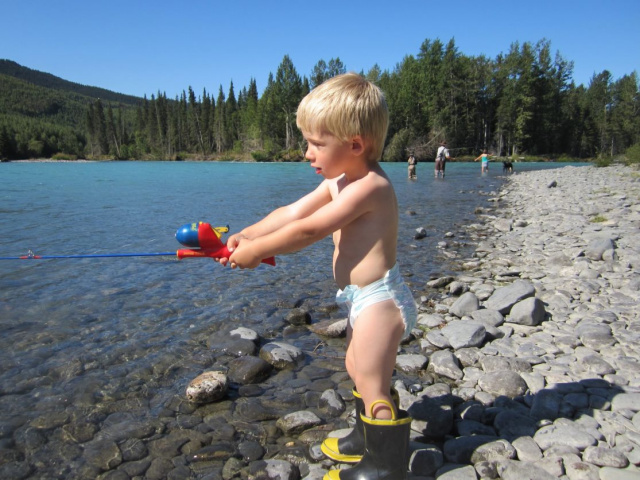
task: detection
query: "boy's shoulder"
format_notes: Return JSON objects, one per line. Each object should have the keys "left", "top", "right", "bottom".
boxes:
{"left": 334, "top": 168, "right": 394, "bottom": 201}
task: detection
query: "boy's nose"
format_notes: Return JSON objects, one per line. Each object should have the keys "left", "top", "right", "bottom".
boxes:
{"left": 305, "top": 148, "right": 314, "bottom": 160}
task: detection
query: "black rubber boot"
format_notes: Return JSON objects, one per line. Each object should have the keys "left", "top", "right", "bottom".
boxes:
{"left": 323, "top": 399, "right": 412, "bottom": 480}
{"left": 321, "top": 388, "right": 365, "bottom": 463}
{"left": 321, "top": 388, "right": 400, "bottom": 463}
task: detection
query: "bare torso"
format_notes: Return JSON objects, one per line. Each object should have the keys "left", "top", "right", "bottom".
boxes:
{"left": 329, "top": 167, "right": 398, "bottom": 289}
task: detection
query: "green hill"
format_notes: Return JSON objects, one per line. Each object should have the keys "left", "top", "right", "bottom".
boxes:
{"left": 0, "top": 59, "right": 141, "bottom": 106}
{"left": 0, "top": 60, "right": 141, "bottom": 160}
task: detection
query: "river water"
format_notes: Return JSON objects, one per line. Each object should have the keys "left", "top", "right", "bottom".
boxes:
{"left": 0, "top": 160, "right": 586, "bottom": 475}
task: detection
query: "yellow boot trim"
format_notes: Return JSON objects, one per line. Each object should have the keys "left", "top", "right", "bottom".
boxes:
{"left": 363, "top": 399, "right": 413, "bottom": 426}
{"left": 320, "top": 437, "right": 362, "bottom": 463}
{"left": 320, "top": 387, "right": 364, "bottom": 463}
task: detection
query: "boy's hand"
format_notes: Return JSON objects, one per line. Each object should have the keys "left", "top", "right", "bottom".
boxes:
{"left": 229, "top": 239, "right": 262, "bottom": 269}
{"left": 216, "top": 233, "right": 246, "bottom": 266}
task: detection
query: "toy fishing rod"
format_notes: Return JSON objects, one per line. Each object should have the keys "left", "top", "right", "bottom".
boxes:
{"left": 0, "top": 222, "right": 276, "bottom": 266}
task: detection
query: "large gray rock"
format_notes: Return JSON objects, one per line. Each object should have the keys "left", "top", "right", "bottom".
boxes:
{"left": 443, "top": 435, "right": 500, "bottom": 463}
{"left": 259, "top": 342, "right": 304, "bottom": 369}
{"left": 230, "top": 327, "right": 260, "bottom": 342}
{"left": 511, "top": 436, "right": 542, "bottom": 462}
{"left": 441, "top": 321, "right": 486, "bottom": 349}
{"left": 477, "top": 370, "right": 527, "bottom": 398}
{"left": 611, "top": 393, "right": 640, "bottom": 412}
{"left": 428, "top": 350, "right": 463, "bottom": 380}
{"left": 529, "top": 389, "right": 562, "bottom": 420}
{"left": 533, "top": 423, "right": 597, "bottom": 450}
{"left": 396, "top": 353, "right": 428, "bottom": 373}
{"left": 425, "top": 330, "right": 451, "bottom": 349}
{"left": 582, "top": 445, "right": 629, "bottom": 468}
{"left": 495, "top": 218, "right": 513, "bottom": 232}
{"left": 185, "top": 371, "right": 229, "bottom": 404}
{"left": 470, "top": 309, "right": 505, "bottom": 327}
{"left": 449, "top": 292, "right": 480, "bottom": 318}
{"left": 408, "top": 395, "right": 454, "bottom": 439}
{"left": 494, "top": 410, "right": 538, "bottom": 439}
{"left": 575, "top": 323, "right": 615, "bottom": 350}
{"left": 497, "top": 460, "right": 558, "bottom": 480}
{"left": 582, "top": 354, "right": 615, "bottom": 375}
{"left": 228, "top": 356, "right": 273, "bottom": 384}
{"left": 318, "top": 389, "right": 346, "bottom": 417}
{"left": 276, "top": 410, "right": 322, "bottom": 435}
{"left": 585, "top": 235, "right": 615, "bottom": 261}
{"left": 484, "top": 280, "right": 535, "bottom": 314}
{"left": 506, "top": 297, "right": 546, "bottom": 326}
{"left": 469, "top": 439, "right": 517, "bottom": 464}
{"left": 284, "top": 308, "right": 312, "bottom": 326}
{"left": 308, "top": 318, "right": 347, "bottom": 338}
{"left": 418, "top": 313, "right": 446, "bottom": 328}
{"left": 248, "top": 459, "right": 299, "bottom": 480}
{"left": 408, "top": 445, "right": 444, "bottom": 477}
{"left": 436, "top": 464, "right": 478, "bottom": 479}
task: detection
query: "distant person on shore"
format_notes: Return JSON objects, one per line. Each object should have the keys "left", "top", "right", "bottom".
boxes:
{"left": 217, "top": 73, "right": 416, "bottom": 480}
{"left": 407, "top": 153, "right": 417, "bottom": 179}
{"left": 475, "top": 149, "right": 490, "bottom": 173}
{"left": 435, "top": 141, "right": 452, "bottom": 178}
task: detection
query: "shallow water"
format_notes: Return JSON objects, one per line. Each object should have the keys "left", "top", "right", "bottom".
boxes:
{"left": 0, "top": 160, "right": 586, "bottom": 450}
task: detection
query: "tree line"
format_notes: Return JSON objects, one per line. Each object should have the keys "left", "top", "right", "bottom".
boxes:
{"left": 84, "top": 55, "right": 344, "bottom": 161}
{"left": 1, "top": 38, "right": 639, "bottom": 161}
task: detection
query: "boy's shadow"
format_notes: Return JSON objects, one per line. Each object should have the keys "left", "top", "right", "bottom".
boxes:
{"left": 403, "top": 377, "right": 628, "bottom": 477}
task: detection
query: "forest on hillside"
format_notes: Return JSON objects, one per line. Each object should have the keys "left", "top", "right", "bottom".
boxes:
{"left": 1, "top": 38, "right": 639, "bottom": 162}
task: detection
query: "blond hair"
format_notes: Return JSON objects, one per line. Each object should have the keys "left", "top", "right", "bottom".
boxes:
{"left": 296, "top": 73, "right": 389, "bottom": 162}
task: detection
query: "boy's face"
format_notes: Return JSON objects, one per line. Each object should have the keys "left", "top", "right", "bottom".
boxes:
{"left": 303, "top": 130, "right": 360, "bottom": 179}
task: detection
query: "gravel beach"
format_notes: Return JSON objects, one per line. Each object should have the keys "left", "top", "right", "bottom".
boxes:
{"left": 2, "top": 164, "right": 639, "bottom": 480}
{"left": 388, "top": 164, "right": 640, "bottom": 480}
{"left": 185, "top": 164, "right": 640, "bottom": 480}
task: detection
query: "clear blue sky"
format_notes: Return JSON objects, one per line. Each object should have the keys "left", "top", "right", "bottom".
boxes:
{"left": 2, "top": 0, "right": 638, "bottom": 99}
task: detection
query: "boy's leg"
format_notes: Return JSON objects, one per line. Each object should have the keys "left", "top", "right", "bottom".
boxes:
{"left": 345, "top": 300, "right": 404, "bottom": 420}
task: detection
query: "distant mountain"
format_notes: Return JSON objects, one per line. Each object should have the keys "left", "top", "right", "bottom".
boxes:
{"left": 0, "top": 59, "right": 142, "bottom": 106}
{"left": 0, "top": 60, "right": 144, "bottom": 159}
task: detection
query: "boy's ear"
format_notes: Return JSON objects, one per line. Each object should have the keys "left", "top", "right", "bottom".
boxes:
{"left": 350, "top": 136, "right": 366, "bottom": 157}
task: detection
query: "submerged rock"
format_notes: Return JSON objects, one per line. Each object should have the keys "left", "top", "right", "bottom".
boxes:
{"left": 185, "top": 371, "right": 229, "bottom": 404}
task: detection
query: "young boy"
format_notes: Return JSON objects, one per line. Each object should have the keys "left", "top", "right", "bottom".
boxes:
{"left": 220, "top": 73, "right": 416, "bottom": 479}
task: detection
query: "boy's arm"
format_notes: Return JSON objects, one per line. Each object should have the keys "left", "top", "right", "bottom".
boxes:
{"left": 237, "top": 180, "right": 332, "bottom": 239}
{"left": 230, "top": 179, "right": 378, "bottom": 268}
{"left": 218, "top": 180, "right": 332, "bottom": 265}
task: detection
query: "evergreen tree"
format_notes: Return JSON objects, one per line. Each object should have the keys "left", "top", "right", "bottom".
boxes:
{"left": 214, "top": 85, "right": 227, "bottom": 153}
{"left": 106, "top": 104, "right": 120, "bottom": 157}
{"left": 86, "top": 102, "right": 96, "bottom": 157}
{"left": 0, "top": 125, "right": 15, "bottom": 159}
{"left": 609, "top": 72, "right": 640, "bottom": 155}
{"left": 188, "top": 86, "right": 206, "bottom": 155}
{"left": 585, "top": 70, "right": 613, "bottom": 156}
{"left": 273, "top": 55, "right": 303, "bottom": 150}
{"left": 226, "top": 81, "right": 238, "bottom": 149}
{"left": 201, "top": 88, "right": 213, "bottom": 153}
{"left": 327, "top": 57, "right": 346, "bottom": 78}
{"left": 258, "top": 73, "right": 279, "bottom": 151}
{"left": 178, "top": 91, "right": 188, "bottom": 154}
{"left": 240, "top": 78, "right": 260, "bottom": 151}
{"left": 310, "top": 60, "right": 328, "bottom": 89}
{"left": 94, "top": 99, "right": 108, "bottom": 155}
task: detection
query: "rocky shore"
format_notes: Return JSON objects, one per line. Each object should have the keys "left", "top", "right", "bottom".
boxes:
{"left": 2, "top": 165, "right": 639, "bottom": 480}
{"left": 182, "top": 164, "right": 640, "bottom": 480}
{"left": 389, "top": 164, "right": 640, "bottom": 480}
